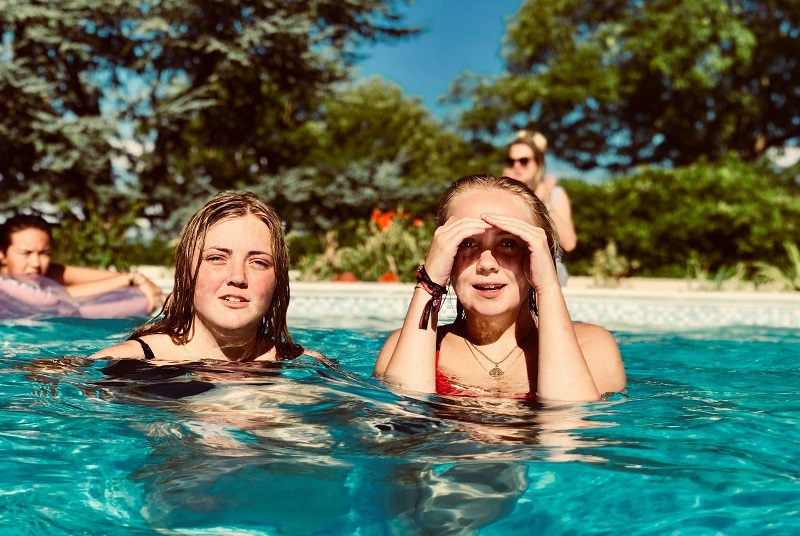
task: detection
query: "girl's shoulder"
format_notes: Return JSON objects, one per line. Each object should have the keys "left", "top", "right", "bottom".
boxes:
{"left": 573, "top": 322, "right": 626, "bottom": 393}
{"left": 89, "top": 333, "right": 174, "bottom": 361}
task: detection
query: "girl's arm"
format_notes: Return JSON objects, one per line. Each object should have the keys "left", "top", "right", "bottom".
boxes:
{"left": 482, "top": 213, "right": 600, "bottom": 402}
{"left": 48, "top": 263, "right": 128, "bottom": 296}
{"left": 548, "top": 187, "right": 577, "bottom": 252}
{"left": 574, "top": 323, "right": 626, "bottom": 394}
{"left": 50, "top": 264, "right": 164, "bottom": 312}
{"left": 374, "top": 292, "right": 439, "bottom": 393}
{"left": 374, "top": 216, "right": 491, "bottom": 393}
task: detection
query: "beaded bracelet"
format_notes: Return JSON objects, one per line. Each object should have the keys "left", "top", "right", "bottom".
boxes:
{"left": 415, "top": 265, "right": 447, "bottom": 329}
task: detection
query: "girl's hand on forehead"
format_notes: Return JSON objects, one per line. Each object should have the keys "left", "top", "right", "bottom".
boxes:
{"left": 479, "top": 212, "right": 532, "bottom": 235}
{"left": 424, "top": 216, "right": 492, "bottom": 285}
{"left": 480, "top": 212, "right": 560, "bottom": 290}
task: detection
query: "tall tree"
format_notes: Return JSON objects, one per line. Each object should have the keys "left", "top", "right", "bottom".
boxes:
{"left": 0, "top": 0, "right": 417, "bottom": 226}
{"left": 123, "top": 0, "right": 418, "bottom": 230}
{"left": 0, "top": 1, "right": 127, "bottom": 207}
{"left": 244, "top": 77, "right": 483, "bottom": 231}
{"left": 450, "top": 0, "right": 800, "bottom": 172}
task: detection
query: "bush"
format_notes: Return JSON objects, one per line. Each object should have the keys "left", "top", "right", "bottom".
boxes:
{"left": 291, "top": 208, "right": 434, "bottom": 282}
{"left": 565, "top": 155, "right": 800, "bottom": 277}
{"left": 754, "top": 242, "right": 800, "bottom": 291}
{"left": 51, "top": 202, "right": 174, "bottom": 270}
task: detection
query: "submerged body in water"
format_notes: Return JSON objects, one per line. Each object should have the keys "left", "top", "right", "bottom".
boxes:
{"left": 3, "top": 318, "right": 799, "bottom": 534}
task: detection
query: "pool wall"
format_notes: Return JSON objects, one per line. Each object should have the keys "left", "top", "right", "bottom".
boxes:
{"left": 287, "top": 282, "right": 800, "bottom": 329}
{"left": 139, "top": 265, "right": 798, "bottom": 329}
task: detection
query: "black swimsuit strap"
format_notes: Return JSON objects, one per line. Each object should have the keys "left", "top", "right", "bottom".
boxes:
{"left": 127, "top": 337, "right": 155, "bottom": 360}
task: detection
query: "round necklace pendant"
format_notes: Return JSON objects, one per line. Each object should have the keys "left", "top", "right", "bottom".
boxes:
{"left": 489, "top": 367, "right": 504, "bottom": 377}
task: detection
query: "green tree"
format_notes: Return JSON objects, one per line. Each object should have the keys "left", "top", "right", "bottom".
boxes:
{"left": 127, "top": 0, "right": 419, "bottom": 231}
{"left": 451, "top": 0, "right": 800, "bottom": 172}
{"left": 0, "top": 0, "right": 418, "bottom": 231}
{"left": 0, "top": 1, "right": 126, "bottom": 207}
{"left": 244, "top": 77, "right": 485, "bottom": 231}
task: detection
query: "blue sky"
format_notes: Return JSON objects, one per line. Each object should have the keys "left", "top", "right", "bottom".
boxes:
{"left": 354, "top": 0, "right": 522, "bottom": 120}
{"left": 352, "top": 1, "right": 592, "bottom": 179}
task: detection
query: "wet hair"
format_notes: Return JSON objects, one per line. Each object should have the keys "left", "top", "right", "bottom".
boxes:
{"left": 507, "top": 130, "right": 548, "bottom": 185}
{"left": 0, "top": 214, "right": 52, "bottom": 253}
{"left": 132, "top": 191, "right": 299, "bottom": 360}
{"left": 436, "top": 174, "right": 561, "bottom": 321}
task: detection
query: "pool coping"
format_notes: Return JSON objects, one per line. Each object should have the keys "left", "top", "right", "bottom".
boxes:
{"left": 144, "top": 263, "right": 799, "bottom": 329}
{"left": 286, "top": 282, "right": 800, "bottom": 329}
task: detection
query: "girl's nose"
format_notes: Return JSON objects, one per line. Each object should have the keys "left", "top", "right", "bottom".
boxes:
{"left": 227, "top": 264, "right": 248, "bottom": 288}
{"left": 476, "top": 249, "right": 499, "bottom": 274}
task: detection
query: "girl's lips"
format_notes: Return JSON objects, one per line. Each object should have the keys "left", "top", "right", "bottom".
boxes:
{"left": 473, "top": 283, "right": 506, "bottom": 297}
{"left": 473, "top": 283, "right": 506, "bottom": 291}
{"left": 220, "top": 295, "right": 249, "bottom": 307}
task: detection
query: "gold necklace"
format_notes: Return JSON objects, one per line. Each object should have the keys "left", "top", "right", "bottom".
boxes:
{"left": 463, "top": 331, "right": 532, "bottom": 378}
{"left": 465, "top": 341, "right": 525, "bottom": 378}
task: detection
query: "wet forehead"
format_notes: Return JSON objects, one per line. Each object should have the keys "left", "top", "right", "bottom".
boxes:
{"left": 204, "top": 214, "right": 273, "bottom": 253}
{"left": 448, "top": 188, "right": 532, "bottom": 222}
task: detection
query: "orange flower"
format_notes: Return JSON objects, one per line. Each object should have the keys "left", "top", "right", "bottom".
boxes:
{"left": 377, "top": 271, "right": 398, "bottom": 283}
{"left": 412, "top": 218, "right": 423, "bottom": 227}
{"left": 378, "top": 210, "right": 395, "bottom": 230}
{"left": 333, "top": 271, "right": 358, "bottom": 282}
{"left": 369, "top": 207, "right": 394, "bottom": 231}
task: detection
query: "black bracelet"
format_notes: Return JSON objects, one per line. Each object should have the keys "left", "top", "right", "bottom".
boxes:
{"left": 415, "top": 265, "right": 447, "bottom": 329}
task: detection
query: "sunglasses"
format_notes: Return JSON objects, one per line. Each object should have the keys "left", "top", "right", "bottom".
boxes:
{"left": 506, "top": 157, "right": 533, "bottom": 167}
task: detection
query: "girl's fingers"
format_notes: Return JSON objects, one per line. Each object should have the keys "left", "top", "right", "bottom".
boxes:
{"left": 481, "top": 213, "right": 545, "bottom": 245}
{"left": 434, "top": 217, "right": 492, "bottom": 245}
{"left": 424, "top": 217, "right": 492, "bottom": 284}
{"left": 480, "top": 212, "right": 559, "bottom": 288}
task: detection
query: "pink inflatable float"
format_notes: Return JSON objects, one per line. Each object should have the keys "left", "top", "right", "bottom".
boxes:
{"left": 0, "top": 274, "right": 150, "bottom": 320}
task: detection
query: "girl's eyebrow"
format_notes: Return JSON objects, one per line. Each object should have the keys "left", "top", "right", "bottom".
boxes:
{"left": 203, "top": 246, "right": 272, "bottom": 256}
{"left": 203, "top": 246, "right": 232, "bottom": 254}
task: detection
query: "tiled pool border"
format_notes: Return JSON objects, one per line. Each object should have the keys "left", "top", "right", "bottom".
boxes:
{"left": 287, "top": 282, "right": 800, "bottom": 329}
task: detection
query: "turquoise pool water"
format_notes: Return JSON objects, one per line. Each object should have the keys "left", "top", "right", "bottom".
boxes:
{"left": 1, "top": 317, "right": 799, "bottom": 534}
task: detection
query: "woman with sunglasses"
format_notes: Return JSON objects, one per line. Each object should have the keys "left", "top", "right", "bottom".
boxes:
{"left": 502, "top": 130, "right": 576, "bottom": 286}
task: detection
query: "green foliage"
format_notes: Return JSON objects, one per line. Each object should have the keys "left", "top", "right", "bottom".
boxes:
{"left": 51, "top": 201, "right": 143, "bottom": 270}
{"left": 686, "top": 255, "right": 750, "bottom": 291}
{"left": 0, "top": 2, "right": 120, "bottom": 202}
{"left": 451, "top": 0, "right": 800, "bottom": 172}
{"left": 753, "top": 242, "right": 800, "bottom": 290}
{"left": 5, "top": 0, "right": 799, "bottom": 282}
{"left": 292, "top": 209, "right": 435, "bottom": 282}
{"left": 244, "top": 78, "right": 488, "bottom": 233}
{"left": 125, "top": 238, "right": 176, "bottom": 269}
{"left": 300, "top": 78, "right": 474, "bottom": 183}
{"left": 129, "top": 0, "right": 420, "bottom": 225}
{"left": 588, "top": 241, "right": 640, "bottom": 287}
{"left": 247, "top": 160, "right": 411, "bottom": 233}
{"left": 1, "top": 0, "right": 419, "bottom": 234}
{"left": 565, "top": 156, "right": 800, "bottom": 277}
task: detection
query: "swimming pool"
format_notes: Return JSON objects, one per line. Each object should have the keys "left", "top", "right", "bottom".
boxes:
{"left": 2, "top": 315, "right": 799, "bottom": 534}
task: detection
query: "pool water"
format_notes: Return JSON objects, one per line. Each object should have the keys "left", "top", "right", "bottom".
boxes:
{"left": 1, "top": 317, "right": 799, "bottom": 534}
